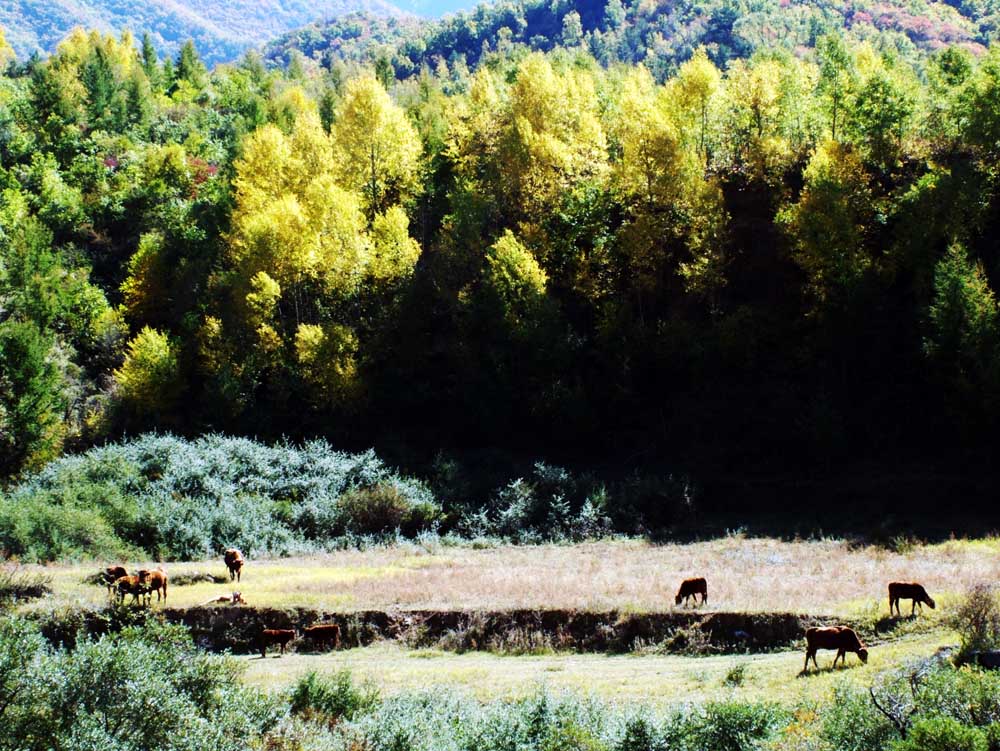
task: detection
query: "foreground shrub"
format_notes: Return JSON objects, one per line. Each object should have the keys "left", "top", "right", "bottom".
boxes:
{"left": 0, "top": 619, "right": 282, "bottom": 751}
{"left": 890, "top": 716, "right": 988, "bottom": 751}
{"left": 951, "top": 584, "right": 1000, "bottom": 662}
{"left": 290, "top": 670, "right": 381, "bottom": 724}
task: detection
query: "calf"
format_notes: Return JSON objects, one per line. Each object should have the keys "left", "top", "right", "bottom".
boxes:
{"left": 259, "top": 628, "right": 295, "bottom": 658}
{"left": 804, "top": 626, "right": 868, "bottom": 671}
{"left": 888, "top": 582, "right": 935, "bottom": 616}
{"left": 103, "top": 566, "right": 128, "bottom": 596}
{"left": 675, "top": 577, "right": 708, "bottom": 607}
{"left": 201, "top": 592, "right": 246, "bottom": 606}
{"left": 137, "top": 569, "right": 168, "bottom": 605}
{"left": 223, "top": 549, "right": 244, "bottom": 582}
{"left": 302, "top": 623, "right": 341, "bottom": 650}
{"left": 114, "top": 575, "right": 145, "bottom": 605}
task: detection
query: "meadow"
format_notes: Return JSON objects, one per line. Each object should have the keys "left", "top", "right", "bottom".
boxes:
{"left": 23, "top": 536, "right": 1000, "bottom": 615}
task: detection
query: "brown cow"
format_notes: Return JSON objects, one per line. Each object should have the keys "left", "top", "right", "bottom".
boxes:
{"left": 224, "top": 549, "right": 244, "bottom": 582}
{"left": 888, "top": 581, "right": 936, "bottom": 616}
{"left": 259, "top": 628, "right": 295, "bottom": 658}
{"left": 103, "top": 566, "right": 128, "bottom": 596}
{"left": 201, "top": 592, "right": 246, "bottom": 606}
{"left": 803, "top": 626, "right": 868, "bottom": 671}
{"left": 675, "top": 577, "right": 708, "bottom": 607}
{"left": 137, "top": 568, "right": 168, "bottom": 605}
{"left": 302, "top": 623, "right": 341, "bottom": 650}
{"left": 114, "top": 575, "right": 145, "bottom": 605}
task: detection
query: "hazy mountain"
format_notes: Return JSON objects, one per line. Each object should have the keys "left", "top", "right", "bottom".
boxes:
{"left": 0, "top": 0, "right": 410, "bottom": 64}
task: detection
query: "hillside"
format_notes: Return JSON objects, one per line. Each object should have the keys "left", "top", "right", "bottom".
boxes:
{"left": 267, "top": 0, "right": 999, "bottom": 74}
{"left": 0, "top": 0, "right": 409, "bottom": 64}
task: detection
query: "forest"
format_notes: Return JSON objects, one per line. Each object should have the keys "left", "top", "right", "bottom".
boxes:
{"left": 2, "top": 17, "right": 1000, "bottom": 508}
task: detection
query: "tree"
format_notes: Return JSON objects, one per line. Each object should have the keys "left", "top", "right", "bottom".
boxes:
{"left": 778, "top": 141, "right": 875, "bottom": 310}
{"left": 0, "top": 26, "right": 13, "bottom": 68}
{"left": 0, "top": 321, "right": 67, "bottom": 476}
{"left": 113, "top": 326, "right": 181, "bottom": 419}
{"left": 816, "top": 33, "right": 855, "bottom": 141}
{"left": 849, "top": 65, "right": 914, "bottom": 168}
{"left": 140, "top": 32, "right": 159, "bottom": 88}
{"left": 174, "top": 40, "right": 207, "bottom": 94}
{"left": 676, "top": 48, "right": 721, "bottom": 167}
{"left": 331, "top": 75, "right": 421, "bottom": 222}
{"left": 925, "top": 243, "right": 998, "bottom": 384}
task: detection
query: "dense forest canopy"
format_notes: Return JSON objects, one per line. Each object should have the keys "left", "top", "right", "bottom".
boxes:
{"left": 267, "top": 0, "right": 1000, "bottom": 78}
{"left": 2, "top": 16, "right": 1000, "bottom": 494}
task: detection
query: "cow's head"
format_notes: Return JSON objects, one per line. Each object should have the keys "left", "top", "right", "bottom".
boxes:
{"left": 925, "top": 595, "right": 936, "bottom": 609}
{"left": 674, "top": 594, "right": 683, "bottom": 605}
{"left": 858, "top": 647, "right": 869, "bottom": 663}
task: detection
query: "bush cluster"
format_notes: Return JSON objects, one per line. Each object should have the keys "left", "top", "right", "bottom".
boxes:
{"left": 0, "top": 433, "right": 440, "bottom": 561}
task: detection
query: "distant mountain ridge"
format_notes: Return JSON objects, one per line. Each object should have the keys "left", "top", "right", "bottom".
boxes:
{"left": 0, "top": 0, "right": 410, "bottom": 64}
{"left": 267, "top": 0, "right": 999, "bottom": 78}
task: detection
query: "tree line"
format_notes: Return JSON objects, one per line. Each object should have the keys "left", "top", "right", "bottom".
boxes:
{"left": 2, "top": 24, "right": 1000, "bottom": 485}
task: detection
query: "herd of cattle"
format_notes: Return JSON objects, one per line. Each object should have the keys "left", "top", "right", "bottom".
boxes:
{"left": 100, "top": 559, "right": 937, "bottom": 670}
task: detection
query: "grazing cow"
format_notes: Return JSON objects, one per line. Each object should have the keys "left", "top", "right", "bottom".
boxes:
{"left": 302, "top": 623, "right": 341, "bottom": 650}
{"left": 675, "top": 577, "right": 708, "bottom": 607}
{"left": 137, "top": 568, "right": 168, "bottom": 605}
{"left": 224, "top": 549, "right": 244, "bottom": 582}
{"left": 201, "top": 592, "right": 246, "bottom": 606}
{"left": 259, "top": 629, "right": 295, "bottom": 658}
{"left": 114, "top": 575, "right": 145, "bottom": 605}
{"left": 803, "top": 626, "right": 868, "bottom": 671}
{"left": 103, "top": 566, "right": 128, "bottom": 596}
{"left": 888, "top": 582, "right": 936, "bottom": 616}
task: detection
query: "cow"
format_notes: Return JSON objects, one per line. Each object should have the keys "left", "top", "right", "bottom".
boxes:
{"left": 302, "top": 623, "right": 341, "bottom": 651}
{"left": 103, "top": 566, "right": 128, "bottom": 596}
{"left": 114, "top": 575, "right": 145, "bottom": 605}
{"left": 675, "top": 577, "right": 708, "bottom": 607}
{"left": 888, "top": 582, "right": 936, "bottom": 617}
{"left": 137, "top": 568, "right": 168, "bottom": 605}
{"left": 201, "top": 592, "right": 246, "bottom": 606}
{"left": 803, "top": 626, "right": 868, "bottom": 671}
{"left": 259, "top": 629, "right": 295, "bottom": 658}
{"left": 224, "top": 549, "right": 244, "bottom": 582}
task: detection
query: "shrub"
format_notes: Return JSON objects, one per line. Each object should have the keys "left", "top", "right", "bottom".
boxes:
{"left": 951, "top": 584, "right": 1000, "bottom": 662}
{"left": 290, "top": 670, "right": 381, "bottom": 724}
{"left": 690, "top": 701, "right": 785, "bottom": 751}
{"left": 337, "top": 482, "right": 439, "bottom": 536}
{"left": 890, "top": 717, "right": 988, "bottom": 751}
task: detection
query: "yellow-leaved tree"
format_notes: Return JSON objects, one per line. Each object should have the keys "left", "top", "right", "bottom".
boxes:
{"left": 114, "top": 326, "right": 181, "bottom": 418}
{"left": 331, "top": 75, "right": 421, "bottom": 222}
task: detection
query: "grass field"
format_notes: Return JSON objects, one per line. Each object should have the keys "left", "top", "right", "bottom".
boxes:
{"left": 20, "top": 536, "right": 1000, "bottom": 616}
{"left": 240, "top": 630, "right": 955, "bottom": 706}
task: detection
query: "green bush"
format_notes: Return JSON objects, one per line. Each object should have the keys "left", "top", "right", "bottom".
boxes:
{"left": 690, "top": 701, "right": 786, "bottom": 751}
{"left": 337, "top": 482, "right": 440, "bottom": 536}
{"left": 890, "top": 717, "right": 988, "bottom": 751}
{"left": 290, "top": 670, "right": 381, "bottom": 723}
{"left": 951, "top": 584, "right": 1000, "bottom": 662}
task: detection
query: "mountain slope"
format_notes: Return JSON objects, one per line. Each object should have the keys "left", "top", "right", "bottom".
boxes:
{"left": 0, "top": 0, "right": 409, "bottom": 64}
{"left": 267, "top": 0, "right": 999, "bottom": 76}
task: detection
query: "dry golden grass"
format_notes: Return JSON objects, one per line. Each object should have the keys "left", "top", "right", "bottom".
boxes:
{"left": 18, "top": 535, "right": 1000, "bottom": 616}
{"left": 240, "top": 630, "right": 955, "bottom": 707}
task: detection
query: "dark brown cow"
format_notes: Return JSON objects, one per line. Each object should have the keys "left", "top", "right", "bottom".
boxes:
{"left": 888, "top": 581, "right": 936, "bottom": 616}
{"left": 675, "top": 577, "right": 708, "bottom": 607}
{"left": 224, "top": 549, "right": 244, "bottom": 582}
{"left": 114, "top": 575, "right": 145, "bottom": 605}
{"left": 259, "top": 629, "right": 295, "bottom": 658}
{"left": 137, "top": 569, "right": 168, "bottom": 605}
{"left": 103, "top": 566, "right": 128, "bottom": 596}
{"left": 302, "top": 624, "right": 341, "bottom": 650}
{"left": 804, "top": 626, "right": 868, "bottom": 671}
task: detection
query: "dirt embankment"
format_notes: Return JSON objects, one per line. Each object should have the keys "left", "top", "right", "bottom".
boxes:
{"left": 30, "top": 606, "right": 907, "bottom": 655}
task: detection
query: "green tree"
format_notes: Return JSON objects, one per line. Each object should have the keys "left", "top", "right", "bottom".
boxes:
{"left": 113, "top": 326, "right": 181, "bottom": 419}
{"left": 0, "top": 321, "right": 67, "bottom": 476}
